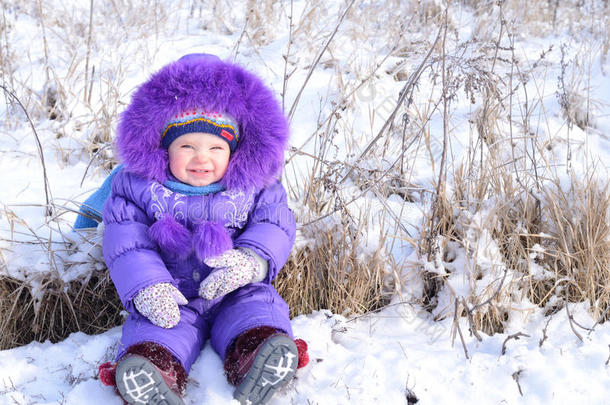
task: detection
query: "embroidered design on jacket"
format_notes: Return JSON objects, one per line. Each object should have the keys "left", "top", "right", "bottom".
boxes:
{"left": 219, "top": 189, "right": 254, "bottom": 229}
{"left": 149, "top": 183, "right": 186, "bottom": 221}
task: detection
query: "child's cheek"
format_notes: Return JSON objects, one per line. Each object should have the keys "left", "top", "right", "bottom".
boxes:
{"left": 168, "top": 153, "right": 186, "bottom": 179}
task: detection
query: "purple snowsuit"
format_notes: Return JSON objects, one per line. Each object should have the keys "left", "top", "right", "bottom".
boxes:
{"left": 102, "top": 54, "right": 295, "bottom": 373}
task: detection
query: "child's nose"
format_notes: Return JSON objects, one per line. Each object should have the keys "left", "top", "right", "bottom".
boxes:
{"left": 194, "top": 152, "right": 210, "bottom": 162}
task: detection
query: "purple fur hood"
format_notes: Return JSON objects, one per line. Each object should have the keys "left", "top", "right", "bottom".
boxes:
{"left": 116, "top": 53, "right": 289, "bottom": 190}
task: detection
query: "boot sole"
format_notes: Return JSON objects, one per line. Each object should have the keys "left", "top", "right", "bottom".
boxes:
{"left": 115, "top": 355, "right": 185, "bottom": 405}
{"left": 233, "top": 335, "right": 298, "bottom": 405}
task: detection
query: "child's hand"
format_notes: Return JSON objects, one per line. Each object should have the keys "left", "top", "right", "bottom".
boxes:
{"left": 199, "top": 248, "right": 265, "bottom": 300}
{"left": 133, "top": 282, "right": 188, "bottom": 328}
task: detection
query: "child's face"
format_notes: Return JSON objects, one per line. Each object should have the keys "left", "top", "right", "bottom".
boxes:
{"left": 168, "top": 132, "right": 230, "bottom": 186}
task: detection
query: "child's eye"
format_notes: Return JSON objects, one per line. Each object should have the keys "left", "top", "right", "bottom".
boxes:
{"left": 181, "top": 144, "right": 194, "bottom": 149}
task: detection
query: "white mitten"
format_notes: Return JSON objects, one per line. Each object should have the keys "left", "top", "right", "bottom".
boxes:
{"left": 199, "top": 248, "right": 268, "bottom": 300}
{"left": 133, "top": 282, "right": 188, "bottom": 329}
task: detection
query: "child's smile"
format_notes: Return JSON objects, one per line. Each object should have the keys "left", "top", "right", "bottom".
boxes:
{"left": 168, "top": 132, "right": 231, "bottom": 187}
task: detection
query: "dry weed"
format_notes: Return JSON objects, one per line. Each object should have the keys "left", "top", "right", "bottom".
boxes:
{"left": 422, "top": 117, "right": 610, "bottom": 336}
{"left": 276, "top": 221, "right": 396, "bottom": 318}
{"left": 0, "top": 271, "right": 122, "bottom": 350}
{"left": 0, "top": 204, "right": 123, "bottom": 349}
{"left": 534, "top": 174, "right": 610, "bottom": 319}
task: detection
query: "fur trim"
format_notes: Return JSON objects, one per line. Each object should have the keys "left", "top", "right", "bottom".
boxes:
{"left": 149, "top": 214, "right": 192, "bottom": 258}
{"left": 193, "top": 221, "right": 233, "bottom": 262}
{"left": 224, "top": 326, "right": 278, "bottom": 385}
{"left": 125, "top": 341, "right": 187, "bottom": 395}
{"left": 116, "top": 54, "right": 289, "bottom": 190}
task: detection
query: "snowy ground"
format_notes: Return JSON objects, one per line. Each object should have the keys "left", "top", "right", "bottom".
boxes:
{"left": 1, "top": 0, "right": 610, "bottom": 404}
{"left": 1, "top": 303, "right": 609, "bottom": 404}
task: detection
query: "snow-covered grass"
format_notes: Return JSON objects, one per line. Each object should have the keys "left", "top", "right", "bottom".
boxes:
{"left": 1, "top": 0, "right": 610, "bottom": 403}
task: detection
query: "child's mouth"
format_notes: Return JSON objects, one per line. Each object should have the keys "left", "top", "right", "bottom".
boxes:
{"left": 189, "top": 169, "right": 211, "bottom": 176}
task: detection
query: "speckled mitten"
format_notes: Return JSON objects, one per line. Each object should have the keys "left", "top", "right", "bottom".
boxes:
{"left": 133, "top": 282, "right": 188, "bottom": 329}
{"left": 199, "top": 248, "right": 268, "bottom": 300}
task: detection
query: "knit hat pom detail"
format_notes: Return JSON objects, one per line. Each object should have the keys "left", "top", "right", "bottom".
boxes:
{"left": 149, "top": 214, "right": 193, "bottom": 258}
{"left": 193, "top": 221, "right": 233, "bottom": 262}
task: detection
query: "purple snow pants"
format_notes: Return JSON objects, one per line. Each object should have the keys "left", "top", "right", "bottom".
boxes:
{"left": 116, "top": 283, "right": 293, "bottom": 372}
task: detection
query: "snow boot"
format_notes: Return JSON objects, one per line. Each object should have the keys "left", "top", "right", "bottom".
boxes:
{"left": 224, "top": 326, "right": 309, "bottom": 405}
{"left": 100, "top": 341, "right": 187, "bottom": 405}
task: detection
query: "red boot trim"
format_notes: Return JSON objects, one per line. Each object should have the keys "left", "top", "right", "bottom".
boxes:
{"left": 98, "top": 361, "right": 117, "bottom": 387}
{"left": 295, "top": 338, "right": 309, "bottom": 368}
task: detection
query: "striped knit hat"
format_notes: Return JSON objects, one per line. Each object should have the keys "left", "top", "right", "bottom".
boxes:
{"left": 161, "top": 109, "right": 240, "bottom": 151}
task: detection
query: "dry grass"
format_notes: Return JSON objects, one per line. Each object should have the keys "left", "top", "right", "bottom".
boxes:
{"left": 419, "top": 86, "right": 610, "bottom": 335}
{"left": 0, "top": 271, "right": 123, "bottom": 350}
{"left": 535, "top": 174, "right": 610, "bottom": 316}
{"left": 442, "top": 168, "right": 610, "bottom": 334}
{"left": 276, "top": 222, "right": 396, "bottom": 318}
{"left": 411, "top": 1, "right": 610, "bottom": 334}
{"left": 0, "top": 206, "right": 124, "bottom": 349}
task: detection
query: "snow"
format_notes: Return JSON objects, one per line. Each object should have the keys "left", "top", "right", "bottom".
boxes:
{"left": 1, "top": 0, "right": 610, "bottom": 404}
{"left": 1, "top": 305, "right": 609, "bottom": 404}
